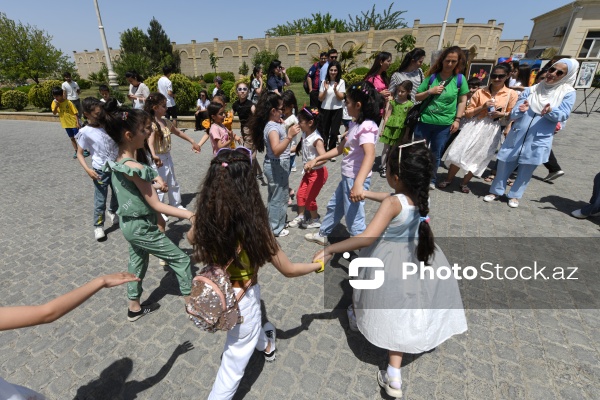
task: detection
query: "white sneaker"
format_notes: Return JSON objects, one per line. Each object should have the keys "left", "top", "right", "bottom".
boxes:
{"left": 483, "top": 194, "right": 499, "bottom": 202}
{"left": 276, "top": 229, "right": 290, "bottom": 237}
{"left": 94, "top": 227, "right": 106, "bottom": 240}
{"left": 508, "top": 198, "right": 519, "bottom": 208}
{"left": 429, "top": 183, "right": 436, "bottom": 190}
{"left": 346, "top": 305, "right": 359, "bottom": 332}
{"left": 543, "top": 170, "right": 565, "bottom": 182}
{"left": 107, "top": 211, "right": 117, "bottom": 225}
{"left": 377, "top": 370, "right": 403, "bottom": 399}
{"left": 288, "top": 215, "right": 305, "bottom": 228}
{"left": 291, "top": 166, "right": 297, "bottom": 172}
{"left": 305, "top": 232, "right": 328, "bottom": 245}
{"left": 303, "top": 218, "right": 321, "bottom": 229}
{"left": 570, "top": 209, "right": 600, "bottom": 218}
{"left": 263, "top": 322, "right": 277, "bottom": 361}
{"left": 331, "top": 157, "right": 337, "bottom": 162}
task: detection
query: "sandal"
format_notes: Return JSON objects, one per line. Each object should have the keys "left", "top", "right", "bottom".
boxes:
{"left": 460, "top": 184, "right": 470, "bottom": 194}
{"left": 507, "top": 178, "right": 515, "bottom": 186}
{"left": 437, "top": 181, "right": 452, "bottom": 189}
{"left": 484, "top": 174, "right": 495, "bottom": 182}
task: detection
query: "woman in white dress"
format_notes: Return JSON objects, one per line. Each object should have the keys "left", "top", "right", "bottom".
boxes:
{"left": 314, "top": 141, "right": 467, "bottom": 399}
{"left": 439, "top": 64, "right": 517, "bottom": 193}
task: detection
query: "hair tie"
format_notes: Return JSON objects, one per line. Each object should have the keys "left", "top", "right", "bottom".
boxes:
{"left": 419, "top": 216, "right": 430, "bottom": 224}
{"left": 122, "top": 112, "right": 128, "bottom": 121}
{"left": 221, "top": 162, "right": 228, "bottom": 168}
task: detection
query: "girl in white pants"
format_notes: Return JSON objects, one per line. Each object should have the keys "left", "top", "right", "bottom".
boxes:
{"left": 188, "top": 148, "right": 324, "bottom": 399}
{"left": 145, "top": 93, "right": 200, "bottom": 211}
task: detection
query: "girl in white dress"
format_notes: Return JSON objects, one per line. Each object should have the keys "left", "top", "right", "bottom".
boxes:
{"left": 314, "top": 141, "right": 467, "bottom": 399}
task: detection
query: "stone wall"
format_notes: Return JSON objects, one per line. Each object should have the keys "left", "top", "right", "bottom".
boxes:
{"left": 74, "top": 19, "right": 529, "bottom": 79}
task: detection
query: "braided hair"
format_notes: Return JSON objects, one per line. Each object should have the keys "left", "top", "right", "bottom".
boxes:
{"left": 387, "top": 142, "right": 435, "bottom": 264}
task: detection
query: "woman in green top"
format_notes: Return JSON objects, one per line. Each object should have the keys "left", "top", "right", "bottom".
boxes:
{"left": 414, "top": 46, "right": 469, "bottom": 187}
{"left": 101, "top": 100, "right": 195, "bottom": 322}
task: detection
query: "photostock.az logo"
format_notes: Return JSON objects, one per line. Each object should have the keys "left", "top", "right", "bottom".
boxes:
{"left": 346, "top": 253, "right": 385, "bottom": 290}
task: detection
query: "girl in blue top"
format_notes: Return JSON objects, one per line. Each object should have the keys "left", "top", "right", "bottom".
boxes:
{"left": 484, "top": 59, "right": 579, "bottom": 208}
{"left": 247, "top": 92, "right": 301, "bottom": 237}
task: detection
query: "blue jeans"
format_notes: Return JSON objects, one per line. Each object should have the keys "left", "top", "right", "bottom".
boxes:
{"left": 320, "top": 175, "right": 370, "bottom": 237}
{"left": 490, "top": 160, "right": 537, "bottom": 199}
{"left": 289, "top": 154, "right": 296, "bottom": 174}
{"left": 263, "top": 158, "right": 290, "bottom": 235}
{"left": 414, "top": 122, "right": 452, "bottom": 184}
{"left": 581, "top": 172, "right": 600, "bottom": 216}
{"left": 93, "top": 168, "right": 118, "bottom": 227}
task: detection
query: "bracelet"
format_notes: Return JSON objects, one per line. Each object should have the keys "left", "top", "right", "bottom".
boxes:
{"left": 315, "top": 260, "right": 325, "bottom": 273}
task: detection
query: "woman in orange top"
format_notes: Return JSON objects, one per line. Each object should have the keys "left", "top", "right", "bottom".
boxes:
{"left": 439, "top": 64, "right": 517, "bottom": 193}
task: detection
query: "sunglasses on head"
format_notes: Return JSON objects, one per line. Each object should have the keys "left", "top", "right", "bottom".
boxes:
{"left": 490, "top": 74, "right": 507, "bottom": 79}
{"left": 215, "top": 146, "right": 252, "bottom": 165}
{"left": 548, "top": 67, "right": 565, "bottom": 77}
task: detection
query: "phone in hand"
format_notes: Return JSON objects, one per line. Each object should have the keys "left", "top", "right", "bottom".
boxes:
{"left": 493, "top": 107, "right": 504, "bottom": 121}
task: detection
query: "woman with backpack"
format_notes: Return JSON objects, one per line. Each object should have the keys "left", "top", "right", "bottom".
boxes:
{"left": 414, "top": 46, "right": 469, "bottom": 189}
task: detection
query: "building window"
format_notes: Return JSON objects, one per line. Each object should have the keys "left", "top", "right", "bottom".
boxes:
{"left": 579, "top": 31, "right": 600, "bottom": 59}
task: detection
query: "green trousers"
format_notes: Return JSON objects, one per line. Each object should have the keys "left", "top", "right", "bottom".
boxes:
{"left": 121, "top": 214, "right": 192, "bottom": 299}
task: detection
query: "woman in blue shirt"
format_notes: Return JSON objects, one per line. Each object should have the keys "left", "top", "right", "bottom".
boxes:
{"left": 266, "top": 60, "right": 290, "bottom": 95}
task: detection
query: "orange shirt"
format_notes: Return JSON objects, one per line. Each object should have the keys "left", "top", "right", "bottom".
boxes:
{"left": 465, "top": 86, "right": 518, "bottom": 119}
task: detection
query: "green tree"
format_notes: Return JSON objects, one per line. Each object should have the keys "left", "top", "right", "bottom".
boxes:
{"left": 120, "top": 27, "right": 148, "bottom": 54}
{"left": 209, "top": 52, "right": 219, "bottom": 73}
{"left": 339, "top": 42, "right": 366, "bottom": 74}
{"left": 238, "top": 61, "right": 249, "bottom": 76}
{"left": 266, "top": 12, "right": 348, "bottom": 36}
{"left": 394, "top": 34, "right": 416, "bottom": 59}
{"left": 146, "top": 17, "right": 180, "bottom": 73}
{"left": 347, "top": 3, "right": 407, "bottom": 32}
{"left": 251, "top": 50, "right": 279, "bottom": 71}
{"left": 0, "top": 13, "right": 74, "bottom": 83}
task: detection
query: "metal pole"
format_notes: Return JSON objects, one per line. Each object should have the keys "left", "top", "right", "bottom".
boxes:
{"left": 93, "top": 0, "right": 118, "bottom": 88}
{"left": 437, "top": 0, "right": 452, "bottom": 50}
{"left": 559, "top": 5, "right": 583, "bottom": 55}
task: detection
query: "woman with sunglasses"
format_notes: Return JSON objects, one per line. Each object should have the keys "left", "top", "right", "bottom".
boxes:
{"left": 194, "top": 90, "right": 210, "bottom": 131}
{"left": 247, "top": 92, "right": 301, "bottom": 237}
{"left": 440, "top": 64, "right": 517, "bottom": 193}
{"left": 266, "top": 60, "right": 290, "bottom": 95}
{"left": 484, "top": 59, "right": 579, "bottom": 208}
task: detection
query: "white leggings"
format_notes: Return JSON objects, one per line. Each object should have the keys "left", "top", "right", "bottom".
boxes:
{"left": 156, "top": 152, "right": 181, "bottom": 207}
{"left": 208, "top": 284, "right": 268, "bottom": 400}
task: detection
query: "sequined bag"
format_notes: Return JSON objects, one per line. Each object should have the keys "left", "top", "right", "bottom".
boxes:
{"left": 185, "top": 261, "right": 254, "bottom": 333}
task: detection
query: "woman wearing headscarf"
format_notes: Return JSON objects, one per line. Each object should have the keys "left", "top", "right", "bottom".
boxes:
{"left": 483, "top": 59, "right": 579, "bottom": 208}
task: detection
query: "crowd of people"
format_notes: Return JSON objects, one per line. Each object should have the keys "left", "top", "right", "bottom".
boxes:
{"left": 3, "top": 48, "right": 590, "bottom": 400}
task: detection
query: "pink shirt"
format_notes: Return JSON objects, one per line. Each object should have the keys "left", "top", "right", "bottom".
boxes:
{"left": 366, "top": 75, "right": 388, "bottom": 93}
{"left": 341, "top": 120, "right": 378, "bottom": 179}
{"left": 209, "top": 124, "right": 229, "bottom": 156}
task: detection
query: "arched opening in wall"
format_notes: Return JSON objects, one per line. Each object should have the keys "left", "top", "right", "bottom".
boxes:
{"left": 222, "top": 48, "right": 234, "bottom": 72}
{"left": 342, "top": 41, "right": 357, "bottom": 52}
{"left": 248, "top": 46, "right": 258, "bottom": 62}
{"left": 78, "top": 57, "right": 84, "bottom": 64}
{"left": 466, "top": 35, "right": 481, "bottom": 49}
{"left": 179, "top": 50, "right": 192, "bottom": 75}
{"left": 426, "top": 35, "right": 440, "bottom": 49}
{"left": 380, "top": 39, "right": 398, "bottom": 54}
{"left": 306, "top": 42, "right": 321, "bottom": 61}
{"left": 199, "top": 49, "right": 210, "bottom": 75}
{"left": 276, "top": 44, "right": 291, "bottom": 67}
{"left": 89, "top": 56, "right": 95, "bottom": 64}
{"left": 497, "top": 46, "right": 512, "bottom": 58}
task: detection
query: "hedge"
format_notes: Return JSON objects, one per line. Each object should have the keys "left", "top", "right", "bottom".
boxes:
{"left": 28, "top": 80, "right": 63, "bottom": 109}
{"left": 145, "top": 73, "right": 196, "bottom": 113}
{"left": 351, "top": 67, "right": 370, "bottom": 75}
{"left": 78, "top": 79, "right": 92, "bottom": 90}
{"left": 286, "top": 66, "right": 307, "bottom": 83}
{"left": 203, "top": 72, "right": 236, "bottom": 84}
{"left": 2, "top": 90, "right": 29, "bottom": 111}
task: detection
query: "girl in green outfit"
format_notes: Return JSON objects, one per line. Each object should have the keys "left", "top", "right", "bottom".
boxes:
{"left": 379, "top": 80, "right": 413, "bottom": 178}
{"left": 101, "top": 100, "right": 195, "bottom": 322}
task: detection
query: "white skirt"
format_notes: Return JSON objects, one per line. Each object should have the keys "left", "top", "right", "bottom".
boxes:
{"left": 444, "top": 117, "right": 502, "bottom": 177}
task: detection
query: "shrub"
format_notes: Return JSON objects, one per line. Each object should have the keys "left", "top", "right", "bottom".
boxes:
{"left": 286, "top": 66, "right": 307, "bottom": 83}
{"left": 342, "top": 71, "right": 367, "bottom": 87}
{"left": 220, "top": 72, "right": 235, "bottom": 82}
{"left": 202, "top": 72, "right": 217, "bottom": 84}
{"left": 111, "top": 88, "right": 127, "bottom": 104}
{"left": 78, "top": 79, "right": 92, "bottom": 90}
{"left": 239, "top": 61, "right": 249, "bottom": 76}
{"left": 203, "top": 71, "right": 236, "bottom": 84}
{"left": 13, "top": 84, "right": 34, "bottom": 95}
{"left": 28, "top": 80, "right": 63, "bottom": 109}
{"left": 145, "top": 73, "right": 196, "bottom": 113}
{"left": 351, "top": 67, "right": 370, "bottom": 75}
{"left": 2, "top": 90, "right": 29, "bottom": 111}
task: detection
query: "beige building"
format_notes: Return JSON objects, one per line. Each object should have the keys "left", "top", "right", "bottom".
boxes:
{"left": 527, "top": 0, "right": 600, "bottom": 59}
{"left": 74, "top": 19, "right": 528, "bottom": 79}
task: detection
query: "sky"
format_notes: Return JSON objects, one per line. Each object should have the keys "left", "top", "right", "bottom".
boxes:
{"left": 2, "top": 0, "right": 572, "bottom": 61}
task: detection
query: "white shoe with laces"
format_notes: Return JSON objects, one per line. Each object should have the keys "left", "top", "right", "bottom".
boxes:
{"left": 288, "top": 215, "right": 305, "bottom": 228}
{"left": 94, "top": 227, "right": 106, "bottom": 240}
{"left": 107, "top": 211, "right": 117, "bottom": 225}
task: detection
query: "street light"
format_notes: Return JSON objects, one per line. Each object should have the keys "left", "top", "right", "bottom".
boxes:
{"left": 93, "top": 0, "right": 118, "bottom": 88}
{"left": 437, "top": 0, "right": 452, "bottom": 51}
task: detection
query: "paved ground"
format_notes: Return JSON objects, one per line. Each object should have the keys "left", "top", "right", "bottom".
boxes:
{"left": 1, "top": 95, "right": 599, "bottom": 400}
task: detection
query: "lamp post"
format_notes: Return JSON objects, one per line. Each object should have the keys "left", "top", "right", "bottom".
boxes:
{"left": 93, "top": 0, "right": 118, "bottom": 88}
{"left": 437, "top": 0, "right": 452, "bottom": 50}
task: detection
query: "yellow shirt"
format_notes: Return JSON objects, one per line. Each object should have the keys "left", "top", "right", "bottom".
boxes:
{"left": 152, "top": 120, "right": 172, "bottom": 154}
{"left": 52, "top": 99, "right": 78, "bottom": 128}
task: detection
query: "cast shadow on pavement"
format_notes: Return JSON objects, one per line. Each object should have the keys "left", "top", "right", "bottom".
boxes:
{"left": 73, "top": 341, "right": 194, "bottom": 400}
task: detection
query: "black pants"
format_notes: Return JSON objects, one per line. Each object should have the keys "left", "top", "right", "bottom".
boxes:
{"left": 194, "top": 111, "right": 208, "bottom": 130}
{"left": 320, "top": 108, "right": 343, "bottom": 151}
{"left": 309, "top": 91, "right": 321, "bottom": 109}
{"left": 544, "top": 150, "right": 561, "bottom": 172}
